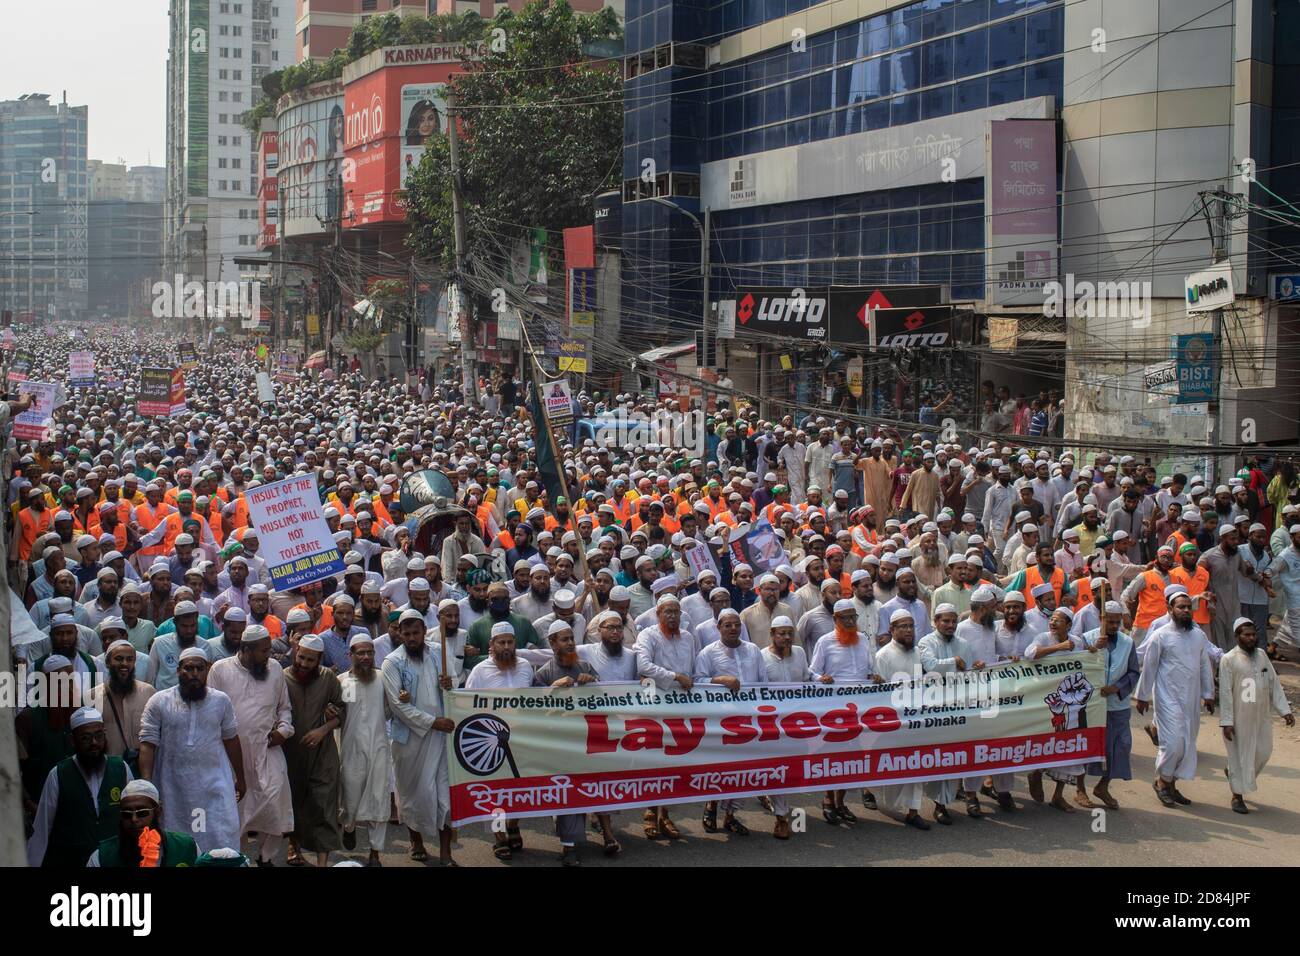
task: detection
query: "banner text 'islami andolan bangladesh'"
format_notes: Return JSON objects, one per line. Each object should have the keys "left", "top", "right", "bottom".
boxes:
{"left": 244, "top": 473, "right": 345, "bottom": 590}
{"left": 447, "top": 653, "right": 1105, "bottom": 824}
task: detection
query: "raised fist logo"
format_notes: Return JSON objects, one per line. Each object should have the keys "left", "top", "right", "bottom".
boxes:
{"left": 1046, "top": 673, "right": 1093, "bottom": 732}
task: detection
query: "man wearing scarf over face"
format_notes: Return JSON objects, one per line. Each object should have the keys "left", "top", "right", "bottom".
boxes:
{"left": 282, "top": 635, "right": 344, "bottom": 867}
{"left": 810, "top": 600, "right": 879, "bottom": 825}
{"left": 464, "top": 581, "right": 541, "bottom": 672}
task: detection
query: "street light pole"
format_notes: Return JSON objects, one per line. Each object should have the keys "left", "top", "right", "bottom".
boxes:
{"left": 647, "top": 196, "right": 710, "bottom": 370}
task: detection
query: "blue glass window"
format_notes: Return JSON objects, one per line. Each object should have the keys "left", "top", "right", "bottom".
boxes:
{"left": 951, "top": 203, "right": 983, "bottom": 247}
{"left": 890, "top": 49, "right": 919, "bottom": 94}
{"left": 988, "top": 66, "right": 1024, "bottom": 104}
{"left": 888, "top": 256, "right": 919, "bottom": 283}
{"left": 955, "top": 76, "right": 987, "bottom": 112}
{"left": 1026, "top": 7, "right": 1062, "bottom": 59}
{"left": 789, "top": 76, "right": 811, "bottom": 116}
{"left": 988, "top": 17, "right": 1025, "bottom": 69}
{"left": 921, "top": 84, "right": 953, "bottom": 118}
{"left": 890, "top": 9, "right": 921, "bottom": 47}
{"left": 788, "top": 116, "right": 811, "bottom": 145}
{"left": 954, "top": 28, "right": 988, "bottom": 77}
{"left": 920, "top": 253, "right": 952, "bottom": 283}
{"left": 833, "top": 259, "right": 860, "bottom": 284}
{"left": 923, "top": 36, "right": 954, "bottom": 85}
{"left": 809, "top": 33, "right": 835, "bottom": 69}
{"left": 955, "top": 0, "right": 990, "bottom": 29}
{"left": 890, "top": 93, "right": 919, "bottom": 125}
{"left": 918, "top": 206, "right": 951, "bottom": 251}
{"left": 1026, "top": 57, "right": 1063, "bottom": 99}
{"left": 922, "top": 6, "right": 955, "bottom": 40}
{"left": 861, "top": 214, "right": 889, "bottom": 255}
{"left": 765, "top": 123, "right": 787, "bottom": 150}
{"left": 810, "top": 70, "right": 833, "bottom": 110}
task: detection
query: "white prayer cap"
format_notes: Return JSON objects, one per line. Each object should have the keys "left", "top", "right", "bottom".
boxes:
{"left": 889, "top": 609, "right": 913, "bottom": 625}
{"left": 297, "top": 635, "right": 325, "bottom": 652}
{"left": 609, "top": 586, "right": 631, "bottom": 601}
{"left": 50, "top": 612, "right": 77, "bottom": 629}
{"left": 934, "top": 602, "right": 958, "bottom": 616}
{"left": 850, "top": 569, "right": 871, "bottom": 584}
{"left": 970, "top": 587, "right": 995, "bottom": 605}
{"left": 895, "top": 567, "right": 916, "bottom": 580}
{"left": 223, "top": 606, "right": 248, "bottom": 622}
{"left": 175, "top": 533, "right": 195, "bottom": 547}
{"left": 547, "top": 619, "right": 574, "bottom": 637}
{"left": 438, "top": 598, "right": 458, "bottom": 611}
{"left": 1104, "top": 601, "right": 1125, "bottom": 616}
{"left": 655, "top": 593, "right": 680, "bottom": 607}
{"left": 731, "top": 563, "right": 752, "bottom": 575}
{"left": 120, "top": 779, "right": 160, "bottom": 803}
{"left": 1248, "top": 522, "right": 1267, "bottom": 534}
{"left": 173, "top": 600, "right": 199, "bottom": 616}
{"left": 491, "top": 621, "right": 515, "bottom": 637}
{"left": 248, "top": 583, "right": 270, "bottom": 595}
{"left": 1003, "top": 590, "right": 1026, "bottom": 605}
{"left": 1233, "top": 617, "right": 1255, "bottom": 632}
{"left": 1111, "top": 530, "right": 1129, "bottom": 542}
{"left": 287, "top": 608, "right": 312, "bottom": 625}
{"left": 98, "top": 615, "right": 128, "bottom": 634}
{"left": 178, "top": 646, "right": 209, "bottom": 663}
{"left": 1052, "top": 606, "right": 1075, "bottom": 622}
{"left": 879, "top": 553, "right": 899, "bottom": 566}
{"left": 758, "top": 573, "right": 780, "bottom": 587}
{"left": 148, "top": 561, "right": 171, "bottom": 576}
{"left": 1290, "top": 524, "right": 1300, "bottom": 535}
{"left": 709, "top": 586, "right": 730, "bottom": 599}
{"left": 1030, "top": 583, "right": 1054, "bottom": 599}
{"left": 241, "top": 624, "right": 270, "bottom": 643}
{"left": 1164, "top": 584, "right": 1189, "bottom": 601}
{"left": 399, "top": 609, "right": 428, "bottom": 626}
{"left": 552, "top": 589, "right": 576, "bottom": 608}
{"left": 105, "top": 638, "right": 134, "bottom": 655}
{"left": 349, "top": 633, "right": 375, "bottom": 649}
{"left": 819, "top": 577, "right": 839, "bottom": 592}
{"left": 716, "top": 607, "right": 741, "bottom": 623}
{"left": 946, "top": 554, "right": 964, "bottom": 567}
{"left": 594, "top": 610, "right": 623, "bottom": 628}
{"left": 409, "top": 578, "right": 431, "bottom": 593}
{"left": 70, "top": 708, "right": 106, "bottom": 736}
{"left": 770, "top": 615, "right": 794, "bottom": 630}
{"left": 42, "top": 654, "right": 72, "bottom": 672}
{"left": 833, "top": 598, "right": 856, "bottom": 614}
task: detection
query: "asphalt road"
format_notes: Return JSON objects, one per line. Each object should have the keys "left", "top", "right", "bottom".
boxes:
{"left": 270, "top": 658, "right": 1300, "bottom": 868}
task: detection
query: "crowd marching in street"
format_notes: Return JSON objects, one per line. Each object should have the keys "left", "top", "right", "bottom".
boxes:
{"left": 7, "top": 326, "right": 1298, "bottom": 868}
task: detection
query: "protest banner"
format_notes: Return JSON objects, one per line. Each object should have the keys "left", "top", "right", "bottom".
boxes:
{"left": 138, "top": 368, "right": 173, "bottom": 416}
{"left": 68, "top": 350, "right": 95, "bottom": 388}
{"left": 446, "top": 654, "right": 1105, "bottom": 825}
{"left": 728, "top": 523, "right": 785, "bottom": 574}
{"left": 542, "top": 379, "right": 573, "bottom": 423}
{"left": 13, "top": 381, "right": 64, "bottom": 441}
{"left": 683, "top": 542, "right": 719, "bottom": 583}
{"left": 6, "top": 349, "right": 34, "bottom": 384}
{"left": 244, "top": 473, "right": 345, "bottom": 590}
{"left": 275, "top": 351, "right": 298, "bottom": 384}
{"left": 178, "top": 343, "right": 199, "bottom": 371}
{"left": 255, "top": 371, "right": 275, "bottom": 404}
{"left": 169, "top": 368, "right": 188, "bottom": 417}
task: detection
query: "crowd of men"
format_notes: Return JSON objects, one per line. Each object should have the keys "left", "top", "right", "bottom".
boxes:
{"left": 6, "top": 326, "right": 1298, "bottom": 868}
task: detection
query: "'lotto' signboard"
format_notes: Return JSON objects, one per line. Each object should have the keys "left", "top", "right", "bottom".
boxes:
{"left": 343, "top": 49, "right": 472, "bottom": 227}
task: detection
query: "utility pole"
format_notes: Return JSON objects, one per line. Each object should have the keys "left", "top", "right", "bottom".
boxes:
{"left": 1198, "top": 188, "right": 1232, "bottom": 484}
{"left": 446, "top": 91, "right": 478, "bottom": 404}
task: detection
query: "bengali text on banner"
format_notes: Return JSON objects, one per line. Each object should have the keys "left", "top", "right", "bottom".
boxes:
{"left": 446, "top": 653, "right": 1106, "bottom": 825}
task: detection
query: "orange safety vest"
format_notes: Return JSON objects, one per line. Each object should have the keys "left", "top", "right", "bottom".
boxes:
{"left": 134, "top": 501, "right": 175, "bottom": 558}
{"left": 1024, "top": 565, "right": 1065, "bottom": 610}
{"left": 1170, "top": 565, "right": 1212, "bottom": 625}
{"left": 1133, "top": 569, "right": 1170, "bottom": 629}
{"left": 17, "top": 507, "right": 53, "bottom": 561}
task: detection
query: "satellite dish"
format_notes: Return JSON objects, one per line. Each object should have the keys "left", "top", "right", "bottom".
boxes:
{"left": 454, "top": 713, "right": 520, "bottom": 778}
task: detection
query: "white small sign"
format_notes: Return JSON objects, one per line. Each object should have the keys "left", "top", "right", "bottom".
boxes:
{"left": 1185, "top": 263, "right": 1234, "bottom": 314}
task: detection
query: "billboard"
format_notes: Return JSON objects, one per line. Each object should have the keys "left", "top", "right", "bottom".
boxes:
{"left": 985, "top": 118, "right": 1058, "bottom": 305}
{"left": 343, "top": 52, "right": 470, "bottom": 227}
{"left": 276, "top": 82, "right": 344, "bottom": 238}
{"left": 185, "top": 0, "right": 209, "bottom": 198}
{"left": 257, "top": 128, "right": 279, "bottom": 250}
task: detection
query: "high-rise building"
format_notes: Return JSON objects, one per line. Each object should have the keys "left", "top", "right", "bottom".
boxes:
{"left": 88, "top": 163, "right": 166, "bottom": 318}
{"left": 296, "top": 0, "right": 426, "bottom": 62}
{"left": 0, "top": 93, "right": 89, "bottom": 320}
{"left": 165, "top": 0, "right": 296, "bottom": 287}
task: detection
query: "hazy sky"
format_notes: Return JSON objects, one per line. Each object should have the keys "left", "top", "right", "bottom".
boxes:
{"left": 0, "top": 0, "right": 168, "bottom": 167}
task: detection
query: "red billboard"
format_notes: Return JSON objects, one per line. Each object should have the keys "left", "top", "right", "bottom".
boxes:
{"left": 342, "top": 48, "right": 472, "bottom": 228}
{"left": 258, "top": 129, "right": 280, "bottom": 250}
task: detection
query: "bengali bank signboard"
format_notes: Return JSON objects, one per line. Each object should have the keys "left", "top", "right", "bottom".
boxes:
{"left": 985, "top": 117, "right": 1057, "bottom": 305}
{"left": 245, "top": 474, "right": 345, "bottom": 590}
{"left": 447, "top": 653, "right": 1105, "bottom": 825}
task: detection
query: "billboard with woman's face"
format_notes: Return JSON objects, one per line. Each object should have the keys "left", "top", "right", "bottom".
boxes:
{"left": 401, "top": 84, "right": 448, "bottom": 188}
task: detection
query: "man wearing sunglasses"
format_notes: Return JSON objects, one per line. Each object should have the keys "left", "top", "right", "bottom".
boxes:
{"left": 26, "top": 706, "right": 131, "bottom": 867}
{"left": 87, "top": 779, "right": 199, "bottom": 867}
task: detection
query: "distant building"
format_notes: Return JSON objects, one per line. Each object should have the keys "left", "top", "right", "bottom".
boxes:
{"left": 88, "top": 164, "right": 166, "bottom": 318}
{"left": 0, "top": 93, "right": 89, "bottom": 320}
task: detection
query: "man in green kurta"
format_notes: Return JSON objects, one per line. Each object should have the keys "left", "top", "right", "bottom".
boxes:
{"left": 464, "top": 580, "right": 542, "bottom": 671}
{"left": 282, "top": 634, "right": 344, "bottom": 867}
{"left": 89, "top": 779, "right": 199, "bottom": 867}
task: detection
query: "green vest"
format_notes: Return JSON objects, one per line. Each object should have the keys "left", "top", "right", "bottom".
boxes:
{"left": 96, "top": 831, "right": 199, "bottom": 868}
{"left": 21, "top": 707, "right": 76, "bottom": 800}
{"left": 43, "top": 755, "right": 128, "bottom": 868}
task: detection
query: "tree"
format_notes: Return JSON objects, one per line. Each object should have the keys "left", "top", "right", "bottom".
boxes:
{"left": 403, "top": 0, "right": 622, "bottom": 275}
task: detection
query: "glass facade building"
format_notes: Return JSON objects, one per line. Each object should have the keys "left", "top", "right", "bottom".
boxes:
{"left": 620, "top": 0, "right": 1065, "bottom": 336}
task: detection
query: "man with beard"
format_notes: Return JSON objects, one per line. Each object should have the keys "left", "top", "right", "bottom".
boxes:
{"left": 440, "top": 512, "right": 487, "bottom": 577}
{"left": 458, "top": 568, "right": 492, "bottom": 636}
{"left": 86, "top": 778, "right": 199, "bottom": 867}
{"left": 90, "top": 635, "right": 155, "bottom": 763}
{"left": 872, "top": 610, "right": 929, "bottom": 829}
{"left": 27, "top": 707, "right": 132, "bottom": 866}
{"left": 207, "top": 624, "right": 294, "bottom": 867}
{"left": 740, "top": 573, "right": 796, "bottom": 651}
{"left": 464, "top": 581, "right": 541, "bottom": 671}
{"left": 398, "top": 577, "right": 438, "bottom": 631}
{"left": 1022, "top": 582, "right": 1057, "bottom": 637}
{"left": 81, "top": 567, "right": 121, "bottom": 630}
{"left": 981, "top": 465, "right": 1016, "bottom": 555}
{"left": 1077, "top": 602, "right": 1140, "bottom": 810}
{"left": 1133, "top": 587, "right": 1217, "bottom": 802}
{"left": 912, "top": 532, "right": 947, "bottom": 591}
{"left": 339, "top": 635, "right": 393, "bottom": 866}
{"left": 626, "top": 555, "right": 658, "bottom": 620}
{"left": 796, "top": 577, "right": 841, "bottom": 650}
{"left": 512, "top": 564, "right": 555, "bottom": 621}
{"left": 534, "top": 620, "right": 607, "bottom": 864}
{"left": 428, "top": 598, "right": 468, "bottom": 685}
{"left": 139, "top": 648, "right": 245, "bottom": 853}
{"left": 875, "top": 568, "right": 929, "bottom": 643}
{"left": 282, "top": 634, "right": 344, "bottom": 867}
{"left": 320, "top": 594, "right": 368, "bottom": 673}
{"left": 206, "top": 605, "right": 248, "bottom": 662}
{"left": 808, "top": 599, "right": 878, "bottom": 826}
{"left": 466, "top": 623, "right": 534, "bottom": 858}
{"left": 579, "top": 610, "right": 640, "bottom": 681}
{"left": 383, "top": 609, "right": 457, "bottom": 865}
{"left": 917, "top": 604, "right": 979, "bottom": 821}
{"left": 1219, "top": 618, "right": 1294, "bottom": 813}
{"left": 246, "top": 584, "right": 284, "bottom": 642}
{"left": 1200, "top": 526, "right": 1253, "bottom": 652}
{"left": 634, "top": 594, "right": 697, "bottom": 840}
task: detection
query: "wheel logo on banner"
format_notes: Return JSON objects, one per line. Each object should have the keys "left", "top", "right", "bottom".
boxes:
{"left": 454, "top": 713, "right": 520, "bottom": 777}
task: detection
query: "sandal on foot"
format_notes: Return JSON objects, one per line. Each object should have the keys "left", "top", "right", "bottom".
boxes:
{"left": 1092, "top": 789, "right": 1119, "bottom": 810}
{"left": 1152, "top": 781, "right": 1177, "bottom": 808}
{"left": 1028, "top": 773, "right": 1045, "bottom": 803}
{"left": 659, "top": 818, "right": 681, "bottom": 840}
{"left": 995, "top": 792, "right": 1016, "bottom": 811}
{"left": 492, "top": 843, "right": 512, "bottom": 861}
{"left": 1231, "top": 795, "right": 1249, "bottom": 814}
{"left": 1073, "top": 791, "right": 1096, "bottom": 809}
{"left": 643, "top": 820, "right": 662, "bottom": 840}
{"left": 409, "top": 846, "right": 429, "bottom": 863}
{"left": 837, "top": 806, "right": 858, "bottom": 825}
{"left": 1049, "top": 794, "right": 1075, "bottom": 812}
{"left": 702, "top": 805, "right": 720, "bottom": 833}
{"left": 1168, "top": 786, "right": 1191, "bottom": 806}
{"left": 602, "top": 833, "right": 622, "bottom": 856}
{"left": 904, "top": 814, "right": 931, "bottom": 831}
{"left": 773, "top": 817, "right": 791, "bottom": 840}
{"left": 286, "top": 848, "right": 306, "bottom": 867}
{"left": 965, "top": 797, "right": 982, "bottom": 817}
{"left": 933, "top": 805, "right": 953, "bottom": 826}
{"left": 822, "top": 804, "right": 843, "bottom": 826}
{"left": 722, "top": 815, "right": 750, "bottom": 836}
{"left": 861, "top": 791, "right": 877, "bottom": 811}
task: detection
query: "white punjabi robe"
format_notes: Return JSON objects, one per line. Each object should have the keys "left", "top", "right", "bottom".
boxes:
{"left": 338, "top": 668, "right": 394, "bottom": 848}
{"left": 916, "top": 630, "right": 974, "bottom": 805}
{"left": 207, "top": 656, "right": 295, "bottom": 837}
{"left": 1218, "top": 645, "right": 1292, "bottom": 794}
{"left": 138, "top": 685, "right": 241, "bottom": 854}
{"left": 1134, "top": 622, "right": 1215, "bottom": 782}
{"left": 872, "top": 640, "right": 924, "bottom": 814}
{"left": 382, "top": 643, "right": 452, "bottom": 837}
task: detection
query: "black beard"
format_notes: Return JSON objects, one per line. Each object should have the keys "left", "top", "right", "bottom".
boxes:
{"left": 468, "top": 597, "right": 488, "bottom": 612}
{"left": 531, "top": 586, "right": 551, "bottom": 601}
{"left": 354, "top": 663, "right": 376, "bottom": 682}
{"left": 361, "top": 608, "right": 384, "bottom": 624}
{"left": 178, "top": 681, "right": 207, "bottom": 702}
{"left": 76, "top": 751, "right": 106, "bottom": 774}
{"left": 489, "top": 606, "right": 511, "bottom": 621}
{"left": 406, "top": 641, "right": 425, "bottom": 660}
{"left": 109, "top": 671, "right": 136, "bottom": 696}
{"left": 247, "top": 659, "right": 269, "bottom": 680}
